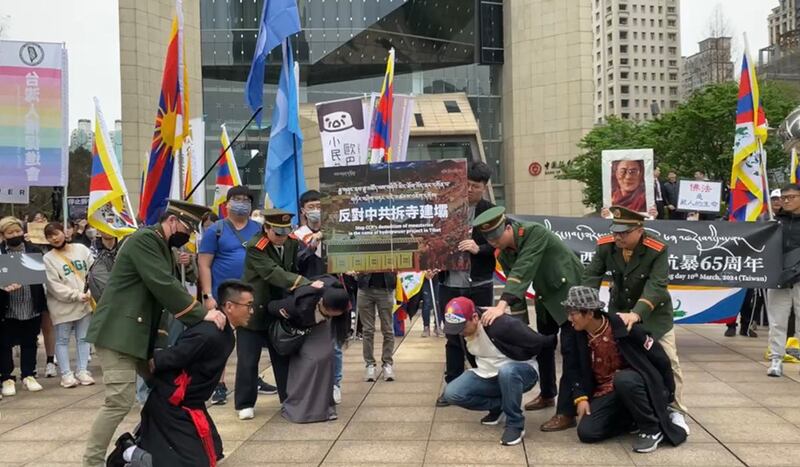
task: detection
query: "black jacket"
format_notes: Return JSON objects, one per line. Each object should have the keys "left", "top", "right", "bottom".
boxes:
{"left": 0, "top": 242, "right": 47, "bottom": 319}
{"left": 568, "top": 314, "right": 686, "bottom": 447}
{"left": 662, "top": 180, "right": 679, "bottom": 207}
{"left": 357, "top": 272, "right": 397, "bottom": 290}
{"left": 268, "top": 275, "right": 343, "bottom": 329}
{"left": 776, "top": 211, "right": 800, "bottom": 253}
{"left": 439, "top": 198, "right": 496, "bottom": 285}
{"left": 477, "top": 309, "right": 557, "bottom": 361}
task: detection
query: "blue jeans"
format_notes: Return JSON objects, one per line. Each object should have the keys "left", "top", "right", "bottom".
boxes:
{"left": 444, "top": 362, "right": 538, "bottom": 430}
{"left": 421, "top": 280, "right": 441, "bottom": 327}
{"left": 333, "top": 341, "right": 343, "bottom": 387}
{"left": 54, "top": 314, "right": 92, "bottom": 375}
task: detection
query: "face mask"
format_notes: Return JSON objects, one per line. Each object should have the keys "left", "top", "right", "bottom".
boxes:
{"left": 85, "top": 228, "right": 97, "bottom": 238}
{"left": 169, "top": 231, "right": 191, "bottom": 249}
{"left": 228, "top": 200, "right": 252, "bottom": 216}
{"left": 4, "top": 236, "right": 23, "bottom": 247}
{"left": 306, "top": 209, "right": 321, "bottom": 224}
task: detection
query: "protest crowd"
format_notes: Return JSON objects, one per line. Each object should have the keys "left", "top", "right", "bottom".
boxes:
{"left": 3, "top": 2, "right": 800, "bottom": 467}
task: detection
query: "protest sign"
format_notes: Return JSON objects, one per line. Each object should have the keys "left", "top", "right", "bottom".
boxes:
{"left": 0, "top": 252, "right": 46, "bottom": 287}
{"left": 320, "top": 159, "right": 469, "bottom": 273}
{"left": 510, "top": 214, "right": 781, "bottom": 288}
{"left": 67, "top": 196, "right": 89, "bottom": 219}
{"left": 24, "top": 221, "right": 48, "bottom": 244}
{"left": 317, "top": 97, "right": 369, "bottom": 167}
{"left": 0, "top": 186, "right": 29, "bottom": 204}
{"left": 601, "top": 149, "right": 654, "bottom": 214}
{"left": 677, "top": 180, "right": 722, "bottom": 213}
{"left": 0, "top": 40, "right": 69, "bottom": 186}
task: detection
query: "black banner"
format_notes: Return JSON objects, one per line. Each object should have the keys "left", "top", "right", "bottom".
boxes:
{"left": 510, "top": 215, "right": 782, "bottom": 288}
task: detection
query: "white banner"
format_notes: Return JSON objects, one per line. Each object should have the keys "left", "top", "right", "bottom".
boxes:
{"left": 677, "top": 179, "right": 722, "bottom": 213}
{"left": 0, "top": 186, "right": 29, "bottom": 204}
{"left": 317, "top": 97, "right": 369, "bottom": 167}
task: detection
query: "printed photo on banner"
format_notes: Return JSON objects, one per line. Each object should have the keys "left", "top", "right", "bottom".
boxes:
{"left": 319, "top": 159, "right": 470, "bottom": 273}
{"left": 601, "top": 149, "right": 655, "bottom": 215}
{"left": 677, "top": 180, "right": 722, "bottom": 213}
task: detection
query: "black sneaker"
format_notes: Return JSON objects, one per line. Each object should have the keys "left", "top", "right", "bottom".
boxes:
{"left": 633, "top": 431, "right": 664, "bottom": 453}
{"left": 724, "top": 326, "right": 736, "bottom": 337}
{"left": 211, "top": 383, "right": 228, "bottom": 405}
{"left": 500, "top": 426, "right": 525, "bottom": 446}
{"left": 258, "top": 378, "right": 278, "bottom": 395}
{"left": 435, "top": 392, "right": 450, "bottom": 407}
{"left": 481, "top": 411, "right": 504, "bottom": 426}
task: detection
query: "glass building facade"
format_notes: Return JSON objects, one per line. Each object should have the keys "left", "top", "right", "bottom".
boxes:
{"left": 199, "top": 0, "right": 504, "bottom": 201}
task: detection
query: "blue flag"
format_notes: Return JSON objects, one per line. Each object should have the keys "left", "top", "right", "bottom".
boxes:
{"left": 245, "top": 0, "right": 301, "bottom": 126}
{"left": 265, "top": 40, "right": 306, "bottom": 221}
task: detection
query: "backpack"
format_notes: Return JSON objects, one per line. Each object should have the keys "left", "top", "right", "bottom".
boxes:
{"left": 87, "top": 246, "right": 118, "bottom": 303}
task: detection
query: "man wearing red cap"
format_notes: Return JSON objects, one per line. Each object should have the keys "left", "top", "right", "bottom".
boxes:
{"left": 442, "top": 297, "right": 556, "bottom": 446}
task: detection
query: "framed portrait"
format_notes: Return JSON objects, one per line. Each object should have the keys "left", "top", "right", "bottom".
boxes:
{"left": 601, "top": 149, "right": 655, "bottom": 215}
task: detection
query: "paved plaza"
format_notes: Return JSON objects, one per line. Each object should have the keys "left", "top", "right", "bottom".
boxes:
{"left": 1, "top": 318, "right": 799, "bottom": 466}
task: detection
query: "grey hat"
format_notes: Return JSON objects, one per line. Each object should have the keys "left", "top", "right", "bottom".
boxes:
{"left": 561, "top": 286, "right": 605, "bottom": 310}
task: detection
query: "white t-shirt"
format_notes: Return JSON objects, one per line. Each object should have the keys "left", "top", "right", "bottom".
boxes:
{"left": 465, "top": 324, "right": 538, "bottom": 379}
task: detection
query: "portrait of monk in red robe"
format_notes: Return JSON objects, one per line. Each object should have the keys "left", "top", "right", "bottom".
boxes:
{"left": 611, "top": 159, "right": 647, "bottom": 212}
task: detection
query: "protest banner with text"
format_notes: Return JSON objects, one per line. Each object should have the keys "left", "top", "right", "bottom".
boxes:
{"left": 320, "top": 159, "right": 470, "bottom": 273}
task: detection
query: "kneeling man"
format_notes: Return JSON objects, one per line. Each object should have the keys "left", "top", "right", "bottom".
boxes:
{"left": 138, "top": 280, "right": 255, "bottom": 466}
{"left": 565, "top": 286, "right": 687, "bottom": 453}
{"left": 442, "top": 297, "right": 555, "bottom": 446}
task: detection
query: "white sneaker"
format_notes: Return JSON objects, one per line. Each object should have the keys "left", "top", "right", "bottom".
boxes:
{"left": 75, "top": 370, "right": 95, "bottom": 386}
{"left": 333, "top": 385, "right": 342, "bottom": 405}
{"left": 767, "top": 358, "right": 783, "bottom": 377}
{"left": 668, "top": 409, "right": 691, "bottom": 435}
{"left": 23, "top": 376, "right": 43, "bottom": 392}
{"left": 364, "top": 364, "right": 377, "bottom": 382}
{"left": 238, "top": 408, "right": 255, "bottom": 420}
{"left": 382, "top": 363, "right": 395, "bottom": 382}
{"left": 1, "top": 379, "right": 15, "bottom": 396}
{"left": 60, "top": 372, "right": 78, "bottom": 388}
{"left": 44, "top": 362, "right": 57, "bottom": 378}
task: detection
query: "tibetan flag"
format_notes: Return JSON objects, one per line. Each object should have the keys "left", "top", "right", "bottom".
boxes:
{"left": 792, "top": 148, "right": 800, "bottom": 184}
{"left": 212, "top": 124, "right": 243, "bottom": 217}
{"left": 368, "top": 48, "right": 395, "bottom": 163}
{"left": 728, "top": 46, "right": 769, "bottom": 222}
{"left": 88, "top": 98, "right": 137, "bottom": 238}
{"left": 139, "top": 0, "right": 189, "bottom": 225}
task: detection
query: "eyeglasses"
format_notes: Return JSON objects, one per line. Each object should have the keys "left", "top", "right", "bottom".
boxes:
{"left": 228, "top": 301, "right": 254, "bottom": 310}
{"left": 781, "top": 194, "right": 800, "bottom": 201}
{"left": 616, "top": 168, "right": 641, "bottom": 177}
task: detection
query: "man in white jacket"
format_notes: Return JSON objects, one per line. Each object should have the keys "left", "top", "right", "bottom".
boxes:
{"left": 43, "top": 222, "right": 95, "bottom": 388}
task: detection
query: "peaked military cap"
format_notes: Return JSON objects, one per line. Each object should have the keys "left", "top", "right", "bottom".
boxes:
{"left": 263, "top": 208, "right": 294, "bottom": 235}
{"left": 609, "top": 205, "right": 646, "bottom": 233}
{"left": 472, "top": 206, "right": 507, "bottom": 240}
{"left": 165, "top": 199, "right": 212, "bottom": 231}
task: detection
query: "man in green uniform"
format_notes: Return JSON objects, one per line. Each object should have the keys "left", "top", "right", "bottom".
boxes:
{"left": 582, "top": 205, "right": 688, "bottom": 420}
{"left": 474, "top": 206, "right": 584, "bottom": 432}
{"left": 83, "top": 200, "right": 223, "bottom": 467}
{"left": 236, "top": 209, "right": 323, "bottom": 420}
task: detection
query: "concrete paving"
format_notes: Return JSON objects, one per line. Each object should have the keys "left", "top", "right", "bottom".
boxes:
{"left": 1, "top": 318, "right": 799, "bottom": 466}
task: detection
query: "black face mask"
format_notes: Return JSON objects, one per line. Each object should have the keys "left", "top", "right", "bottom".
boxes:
{"left": 168, "top": 231, "right": 191, "bottom": 249}
{"left": 4, "top": 236, "right": 23, "bottom": 247}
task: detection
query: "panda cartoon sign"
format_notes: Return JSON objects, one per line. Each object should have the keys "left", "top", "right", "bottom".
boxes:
{"left": 316, "top": 97, "right": 369, "bottom": 167}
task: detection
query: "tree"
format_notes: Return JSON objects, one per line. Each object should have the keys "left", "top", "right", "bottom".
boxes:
{"left": 560, "top": 82, "right": 800, "bottom": 209}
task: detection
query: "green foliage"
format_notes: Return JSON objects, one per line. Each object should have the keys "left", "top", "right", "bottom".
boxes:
{"left": 560, "top": 82, "right": 800, "bottom": 209}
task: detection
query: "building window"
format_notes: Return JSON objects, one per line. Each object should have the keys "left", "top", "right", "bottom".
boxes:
{"left": 621, "top": 85, "right": 630, "bottom": 94}
{"left": 620, "top": 57, "right": 629, "bottom": 65}
{"left": 668, "top": 19, "right": 676, "bottom": 27}
{"left": 620, "top": 45, "right": 628, "bottom": 53}
{"left": 621, "top": 71, "right": 629, "bottom": 79}
{"left": 669, "top": 73, "right": 677, "bottom": 81}
{"left": 668, "top": 47, "right": 677, "bottom": 56}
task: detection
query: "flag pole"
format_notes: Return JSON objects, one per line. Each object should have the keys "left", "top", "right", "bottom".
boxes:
{"left": 184, "top": 106, "right": 262, "bottom": 201}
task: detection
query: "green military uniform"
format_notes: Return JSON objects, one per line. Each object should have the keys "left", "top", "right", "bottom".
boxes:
{"left": 474, "top": 206, "right": 583, "bottom": 324}
{"left": 237, "top": 209, "right": 311, "bottom": 407}
{"left": 474, "top": 206, "right": 584, "bottom": 424}
{"left": 581, "top": 206, "right": 673, "bottom": 339}
{"left": 84, "top": 199, "right": 211, "bottom": 467}
{"left": 582, "top": 205, "right": 687, "bottom": 414}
